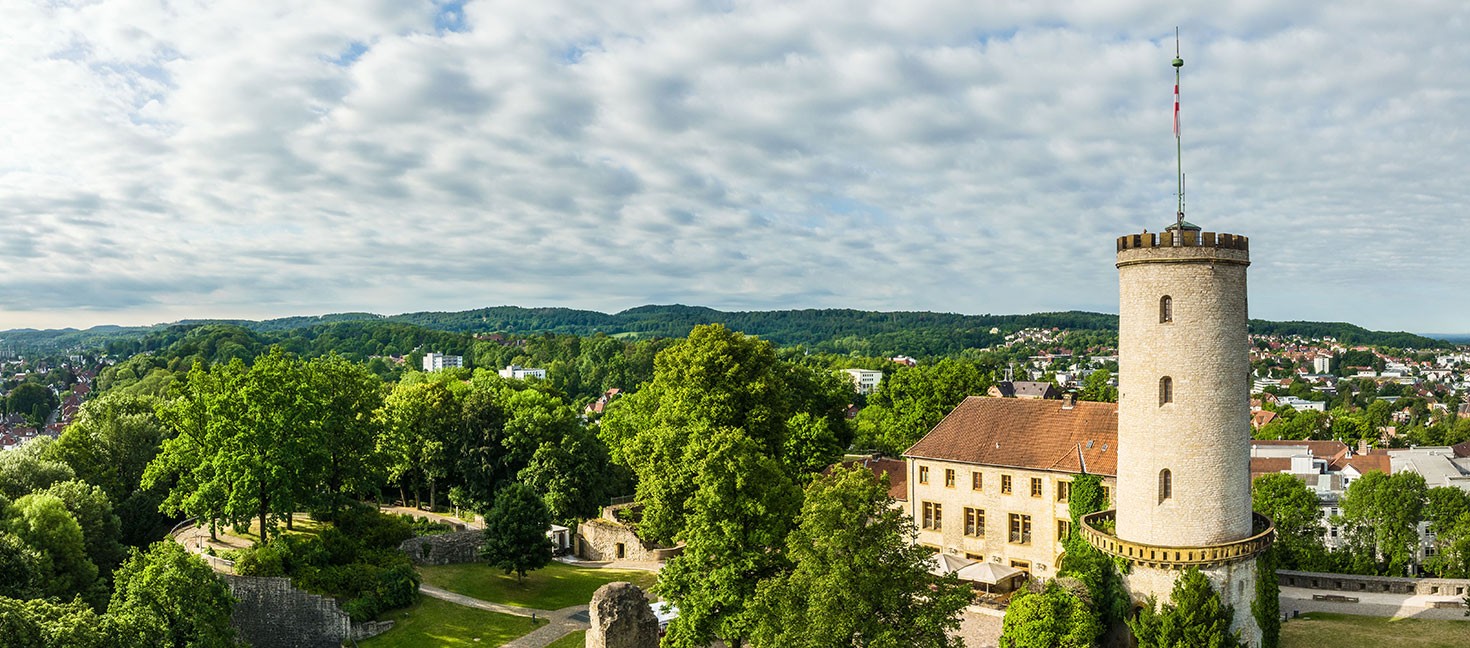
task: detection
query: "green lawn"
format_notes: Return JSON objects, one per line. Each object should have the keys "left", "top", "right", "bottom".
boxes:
{"left": 544, "top": 630, "right": 587, "bottom": 648}
{"left": 1282, "top": 612, "right": 1470, "bottom": 648}
{"left": 360, "top": 596, "right": 545, "bottom": 648}
{"left": 418, "top": 561, "right": 658, "bottom": 611}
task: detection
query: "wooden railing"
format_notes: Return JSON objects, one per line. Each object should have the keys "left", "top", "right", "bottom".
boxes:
{"left": 1080, "top": 509, "right": 1274, "bottom": 570}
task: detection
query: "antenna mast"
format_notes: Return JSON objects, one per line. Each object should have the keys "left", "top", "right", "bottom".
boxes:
{"left": 1173, "top": 27, "right": 1185, "bottom": 229}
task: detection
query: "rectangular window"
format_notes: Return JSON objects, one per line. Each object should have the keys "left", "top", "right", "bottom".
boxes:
{"left": 964, "top": 507, "right": 985, "bottom": 537}
{"left": 922, "top": 501, "right": 942, "bottom": 531}
{"left": 1030, "top": 477, "right": 1043, "bottom": 498}
{"left": 971, "top": 471, "right": 983, "bottom": 491}
{"left": 1001, "top": 474, "right": 1013, "bottom": 495}
{"left": 1009, "top": 559, "right": 1032, "bottom": 574}
{"left": 1057, "top": 519, "right": 1072, "bottom": 541}
{"left": 1057, "top": 480, "right": 1071, "bottom": 503}
{"left": 919, "top": 465, "right": 929, "bottom": 485}
{"left": 1008, "top": 513, "right": 1032, "bottom": 545}
{"left": 944, "top": 468, "right": 956, "bottom": 488}
{"left": 1101, "top": 485, "right": 1112, "bottom": 505}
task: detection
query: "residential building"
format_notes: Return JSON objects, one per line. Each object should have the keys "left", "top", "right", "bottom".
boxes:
{"left": 986, "top": 381, "right": 1059, "bottom": 400}
{"left": 498, "top": 365, "right": 547, "bottom": 380}
{"left": 904, "top": 396, "right": 1117, "bottom": 579}
{"left": 422, "top": 353, "right": 463, "bottom": 372}
{"left": 1275, "top": 396, "right": 1327, "bottom": 412}
{"left": 842, "top": 368, "right": 884, "bottom": 395}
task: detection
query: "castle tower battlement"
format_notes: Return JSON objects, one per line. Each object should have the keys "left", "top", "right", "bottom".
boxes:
{"left": 1081, "top": 222, "right": 1271, "bottom": 646}
{"left": 1114, "top": 231, "right": 1253, "bottom": 547}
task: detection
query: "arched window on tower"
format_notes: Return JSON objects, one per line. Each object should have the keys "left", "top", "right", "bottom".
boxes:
{"left": 1160, "top": 295, "right": 1173, "bottom": 323}
{"left": 1159, "top": 376, "right": 1173, "bottom": 406}
{"left": 1159, "top": 469, "right": 1172, "bottom": 504}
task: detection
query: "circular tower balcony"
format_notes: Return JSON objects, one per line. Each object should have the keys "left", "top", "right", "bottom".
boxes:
{"left": 1080, "top": 509, "right": 1275, "bottom": 570}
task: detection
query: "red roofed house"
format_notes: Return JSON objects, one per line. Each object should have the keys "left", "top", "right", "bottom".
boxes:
{"left": 831, "top": 455, "right": 908, "bottom": 506}
{"left": 904, "top": 395, "right": 1117, "bottom": 578}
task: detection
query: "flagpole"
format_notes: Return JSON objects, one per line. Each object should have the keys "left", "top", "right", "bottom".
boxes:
{"left": 1173, "top": 28, "right": 1184, "bottom": 228}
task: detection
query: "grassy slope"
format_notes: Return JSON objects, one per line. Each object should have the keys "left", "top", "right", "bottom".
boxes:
{"left": 359, "top": 596, "right": 545, "bottom": 648}
{"left": 544, "top": 630, "right": 587, "bottom": 648}
{"left": 1281, "top": 612, "right": 1470, "bottom": 648}
{"left": 417, "top": 561, "right": 658, "bottom": 611}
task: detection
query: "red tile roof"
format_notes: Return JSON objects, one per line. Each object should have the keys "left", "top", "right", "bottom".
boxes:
{"left": 833, "top": 457, "right": 909, "bottom": 502}
{"left": 1250, "top": 457, "right": 1292, "bottom": 478}
{"left": 1250, "top": 439, "right": 1351, "bottom": 466}
{"left": 1340, "top": 453, "right": 1391, "bottom": 475}
{"left": 905, "top": 397, "right": 1118, "bottom": 477}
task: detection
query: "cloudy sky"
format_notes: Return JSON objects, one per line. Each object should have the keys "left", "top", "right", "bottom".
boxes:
{"left": 2, "top": 1, "right": 1467, "bottom": 333}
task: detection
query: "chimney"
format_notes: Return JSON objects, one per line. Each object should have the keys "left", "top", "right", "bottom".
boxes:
{"left": 1357, "top": 438, "right": 1369, "bottom": 455}
{"left": 1062, "top": 393, "right": 1076, "bottom": 410}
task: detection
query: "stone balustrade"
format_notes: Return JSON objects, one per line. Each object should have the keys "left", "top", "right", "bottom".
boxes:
{"left": 1080, "top": 509, "right": 1274, "bottom": 570}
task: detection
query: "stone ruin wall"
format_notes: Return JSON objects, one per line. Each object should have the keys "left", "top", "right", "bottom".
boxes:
{"left": 398, "top": 529, "right": 485, "bottom": 565}
{"left": 222, "top": 575, "right": 392, "bottom": 648}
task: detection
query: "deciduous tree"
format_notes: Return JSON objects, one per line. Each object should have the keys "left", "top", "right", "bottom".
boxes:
{"left": 478, "top": 483, "right": 552, "bottom": 582}
{"left": 105, "top": 541, "right": 237, "bottom": 647}
{"left": 0, "top": 438, "right": 75, "bottom": 500}
{"left": 748, "top": 466, "right": 969, "bottom": 648}
{"left": 601, "top": 324, "right": 820, "bottom": 544}
{"left": 377, "top": 380, "right": 460, "bottom": 510}
{"left": 999, "top": 580, "right": 1101, "bottom": 648}
{"left": 3, "top": 492, "right": 100, "bottom": 602}
{"left": 660, "top": 430, "right": 799, "bottom": 648}
{"left": 1339, "top": 470, "right": 1427, "bottom": 574}
{"left": 1251, "top": 473, "right": 1326, "bottom": 569}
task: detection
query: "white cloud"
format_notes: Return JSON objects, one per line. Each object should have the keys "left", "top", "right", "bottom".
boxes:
{"left": 1, "top": 0, "right": 1467, "bottom": 332}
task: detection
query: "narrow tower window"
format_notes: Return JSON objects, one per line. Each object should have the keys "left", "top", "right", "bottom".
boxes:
{"left": 1160, "top": 295, "right": 1173, "bottom": 323}
{"left": 1159, "top": 469, "right": 1172, "bottom": 504}
{"left": 1159, "top": 376, "right": 1173, "bottom": 405}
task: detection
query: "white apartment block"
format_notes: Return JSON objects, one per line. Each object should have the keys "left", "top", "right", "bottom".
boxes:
{"left": 498, "top": 365, "right": 547, "bottom": 380}
{"left": 422, "top": 353, "right": 463, "bottom": 372}
{"left": 842, "top": 368, "right": 884, "bottom": 395}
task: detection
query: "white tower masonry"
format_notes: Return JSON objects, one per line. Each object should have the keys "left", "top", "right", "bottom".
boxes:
{"left": 1081, "top": 227, "right": 1273, "bottom": 647}
{"left": 1115, "top": 228, "right": 1252, "bottom": 545}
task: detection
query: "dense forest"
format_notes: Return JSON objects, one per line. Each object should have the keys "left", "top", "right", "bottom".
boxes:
{"left": 2, "top": 304, "right": 1456, "bottom": 356}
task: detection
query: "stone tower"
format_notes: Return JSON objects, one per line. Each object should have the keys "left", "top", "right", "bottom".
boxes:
{"left": 1080, "top": 226, "right": 1274, "bottom": 646}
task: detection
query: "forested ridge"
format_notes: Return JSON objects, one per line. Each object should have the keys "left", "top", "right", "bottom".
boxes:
{"left": 3, "top": 304, "right": 1453, "bottom": 355}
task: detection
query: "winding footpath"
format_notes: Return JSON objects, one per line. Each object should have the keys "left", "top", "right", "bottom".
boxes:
{"left": 418, "top": 584, "right": 588, "bottom": 647}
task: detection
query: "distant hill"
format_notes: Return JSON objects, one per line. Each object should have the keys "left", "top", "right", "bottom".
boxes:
{"left": 1425, "top": 333, "right": 1470, "bottom": 344}
{"left": 0, "top": 305, "right": 1454, "bottom": 355}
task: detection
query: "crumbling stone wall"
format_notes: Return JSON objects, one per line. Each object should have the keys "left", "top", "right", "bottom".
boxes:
{"left": 399, "top": 529, "right": 485, "bottom": 565}
{"left": 587, "top": 582, "right": 658, "bottom": 648}
{"left": 576, "top": 517, "right": 662, "bottom": 562}
{"left": 223, "top": 575, "right": 391, "bottom": 648}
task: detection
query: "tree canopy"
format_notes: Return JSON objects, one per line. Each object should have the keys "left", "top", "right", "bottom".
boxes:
{"left": 478, "top": 483, "right": 553, "bottom": 582}
{"left": 748, "top": 466, "right": 970, "bottom": 648}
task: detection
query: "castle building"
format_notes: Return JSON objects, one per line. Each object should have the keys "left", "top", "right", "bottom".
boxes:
{"left": 1080, "top": 225, "right": 1273, "bottom": 646}
{"left": 904, "top": 395, "right": 1117, "bottom": 580}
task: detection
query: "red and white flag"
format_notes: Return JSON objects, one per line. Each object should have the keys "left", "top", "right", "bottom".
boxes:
{"left": 1173, "top": 82, "right": 1180, "bottom": 137}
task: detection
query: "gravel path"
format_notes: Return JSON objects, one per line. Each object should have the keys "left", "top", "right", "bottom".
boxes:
{"left": 419, "top": 583, "right": 590, "bottom": 648}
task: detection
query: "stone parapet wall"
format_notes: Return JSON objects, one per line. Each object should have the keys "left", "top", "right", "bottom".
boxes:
{"left": 398, "top": 529, "right": 485, "bottom": 565}
{"left": 223, "top": 575, "right": 392, "bottom": 648}
{"left": 1279, "top": 570, "right": 1470, "bottom": 598}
